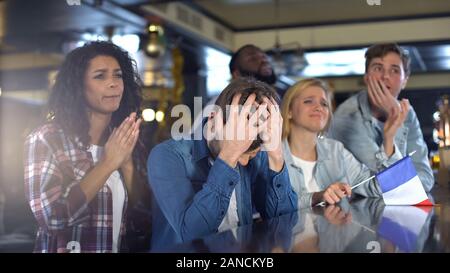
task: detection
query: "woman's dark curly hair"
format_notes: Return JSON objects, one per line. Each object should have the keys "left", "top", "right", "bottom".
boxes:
{"left": 49, "top": 41, "right": 142, "bottom": 146}
{"left": 48, "top": 41, "right": 150, "bottom": 201}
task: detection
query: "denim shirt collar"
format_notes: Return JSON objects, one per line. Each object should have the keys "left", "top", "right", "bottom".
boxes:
{"left": 282, "top": 138, "right": 330, "bottom": 168}
{"left": 357, "top": 90, "right": 374, "bottom": 122}
{"left": 193, "top": 118, "right": 211, "bottom": 162}
{"left": 282, "top": 139, "right": 295, "bottom": 166}
{"left": 316, "top": 137, "right": 331, "bottom": 161}
{"left": 193, "top": 137, "right": 210, "bottom": 162}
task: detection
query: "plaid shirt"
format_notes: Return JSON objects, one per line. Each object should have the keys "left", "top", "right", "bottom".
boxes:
{"left": 24, "top": 122, "right": 128, "bottom": 253}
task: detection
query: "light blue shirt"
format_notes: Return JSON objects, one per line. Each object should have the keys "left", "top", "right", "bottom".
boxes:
{"left": 147, "top": 134, "right": 298, "bottom": 250}
{"left": 329, "top": 90, "right": 434, "bottom": 192}
{"left": 282, "top": 138, "right": 382, "bottom": 209}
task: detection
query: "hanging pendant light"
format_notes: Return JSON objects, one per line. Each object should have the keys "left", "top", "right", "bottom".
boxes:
{"left": 271, "top": 30, "right": 288, "bottom": 76}
{"left": 291, "top": 46, "right": 308, "bottom": 74}
{"left": 145, "top": 24, "right": 166, "bottom": 58}
{"left": 267, "top": 0, "right": 308, "bottom": 76}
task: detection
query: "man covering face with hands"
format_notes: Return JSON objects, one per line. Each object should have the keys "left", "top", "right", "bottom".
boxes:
{"left": 147, "top": 78, "right": 297, "bottom": 251}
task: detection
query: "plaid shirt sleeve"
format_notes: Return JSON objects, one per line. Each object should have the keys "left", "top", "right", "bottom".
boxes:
{"left": 24, "top": 129, "right": 90, "bottom": 233}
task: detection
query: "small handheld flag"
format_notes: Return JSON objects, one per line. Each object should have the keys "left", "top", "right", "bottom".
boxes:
{"left": 376, "top": 155, "right": 432, "bottom": 206}
{"left": 315, "top": 151, "right": 431, "bottom": 207}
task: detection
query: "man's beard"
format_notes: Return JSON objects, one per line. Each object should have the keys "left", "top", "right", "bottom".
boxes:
{"left": 238, "top": 68, "right": 278, "bottom": 85}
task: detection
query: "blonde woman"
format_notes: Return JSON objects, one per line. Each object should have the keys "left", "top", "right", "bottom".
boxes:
{"left": 281, "top": 78, "right": 410, "bottom": 208}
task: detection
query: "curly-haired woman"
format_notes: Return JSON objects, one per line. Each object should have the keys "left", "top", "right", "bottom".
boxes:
{"left": 24, "top": 41, "right": 149, "bottom": 252}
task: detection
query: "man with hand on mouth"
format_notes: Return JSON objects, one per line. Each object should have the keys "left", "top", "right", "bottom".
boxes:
{"left": 329, "top": 43, "right": 434, "bottom": 192}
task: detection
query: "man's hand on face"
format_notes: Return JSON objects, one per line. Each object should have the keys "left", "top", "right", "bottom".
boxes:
{"left": 259, "top": 96, "right": 284, "bottom": 172}
{"left": 382, "top": 98, "right": 410, "bottom": 156}
{"left": 209, "top": 93, "right": 261, "bottom": 168}
{"left": 367, "top": 75, "right": 400, "bottom": 119}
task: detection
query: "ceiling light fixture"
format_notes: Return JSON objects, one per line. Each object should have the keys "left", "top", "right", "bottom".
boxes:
{"left": 145, "top": 23, "right": 166, "bottom": 58}
{"left": 267, "top": 0, "right": 308, "bottom": 76}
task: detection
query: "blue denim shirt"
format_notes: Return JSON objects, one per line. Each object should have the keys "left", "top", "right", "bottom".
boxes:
{"left": 282, "top": 138, "right": 382, "bottom": 209}
{"left": 147, "top": 136, "right": 297, "bottom": 250}
{"left": 329, "top": 90, "right": 434, "bottom": 192}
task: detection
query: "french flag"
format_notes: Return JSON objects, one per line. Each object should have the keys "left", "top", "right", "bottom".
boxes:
{"left": 378, "top": 205, "right": 433, "bottom": 252}
{"left": 376, "top": 156, "right": 433, "bottom": 206}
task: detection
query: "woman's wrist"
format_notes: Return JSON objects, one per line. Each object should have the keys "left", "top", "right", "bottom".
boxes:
{"left": 312, "top": 191, "right": 324, "bottom": 206}
{"left": 383, "top": 137, "right": 394, "bottom": 157}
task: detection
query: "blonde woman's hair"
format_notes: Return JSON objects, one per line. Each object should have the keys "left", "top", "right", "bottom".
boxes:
{"left": 281, "top": 78, "right": 333, "bottom": 139}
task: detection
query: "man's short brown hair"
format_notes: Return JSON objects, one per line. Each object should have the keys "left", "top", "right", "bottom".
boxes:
{"left": 365, "top": 43, "right": 411, "bottom": 76}
{"left": 215, "top": 77, "right": 279, "bottom": 152}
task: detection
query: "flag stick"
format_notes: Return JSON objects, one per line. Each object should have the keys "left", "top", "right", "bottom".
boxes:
{"left": 315, "top": 152, "right": 416, "bottom": 207}
{"left": 351, "top": 175, "right": 375, "bottom": 189}
{"left": 315, "top": 176, "right": 375, "bottom": 207}
{"left": 351, "top": 219, "right": 376, "bottom": 234}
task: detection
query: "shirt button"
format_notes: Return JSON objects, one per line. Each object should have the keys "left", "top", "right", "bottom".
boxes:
{"left": 278, "top": 213, "right": 282, "bottom": 216}
{"left": 229, "top": 182, "right": 234, "bottom": 186}
{"left": 276, "top": 184, "right": 281, "bottom": 188}
{"left": 221, "top": 210, "right": 225, "bottom": 216}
